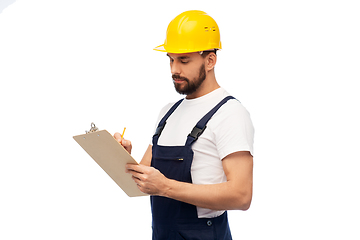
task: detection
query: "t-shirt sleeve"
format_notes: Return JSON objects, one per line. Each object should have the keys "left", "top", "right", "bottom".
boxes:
{"left": 210, "top": 100, "right": 255, "bottom": 159}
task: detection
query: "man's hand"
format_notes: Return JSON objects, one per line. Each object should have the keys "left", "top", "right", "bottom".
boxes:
{"left": 113, "top": 132, "right": 132, "bottom": 154}
{"left": 125, "top": 164, "right": 169, "bottom": 196}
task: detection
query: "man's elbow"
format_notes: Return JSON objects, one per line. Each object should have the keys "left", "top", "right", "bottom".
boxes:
{"left": 234, "top": 191, "right": 252, "bottom": 211}
{"left": 239, "top": 199, "right": 252, "bottom": 211}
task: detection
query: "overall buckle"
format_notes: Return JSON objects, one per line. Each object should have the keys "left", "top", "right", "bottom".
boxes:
{"left": 188, "top": 126, "right": 207, "bottom": 141}
{"left": 154, "top": 123, "right": 166, "bottom": 137}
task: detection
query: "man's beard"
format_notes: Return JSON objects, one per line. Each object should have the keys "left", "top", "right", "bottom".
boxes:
{"left": 172, "top": 64, "right": 206, "bottom": 96}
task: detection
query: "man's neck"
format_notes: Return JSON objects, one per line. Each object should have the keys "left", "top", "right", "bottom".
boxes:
{"left": 186, "top": 75, "right": 220, "bottom": 99}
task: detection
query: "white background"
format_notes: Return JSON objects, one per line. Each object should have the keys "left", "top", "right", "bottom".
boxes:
{"left": 1, "top": 0, "right": 359, "bottom": 239}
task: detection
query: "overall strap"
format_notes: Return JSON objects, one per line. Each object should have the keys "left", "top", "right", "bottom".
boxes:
{"left": 185, "top": 96, "right": 236, "bottom": 146}
{"left": 153, "top": 98, "right": 184, "bottom": 144}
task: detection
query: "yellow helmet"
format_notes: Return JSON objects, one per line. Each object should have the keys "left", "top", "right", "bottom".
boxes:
{"left": 154, "top": 10, "right": 222, "bottom": 54}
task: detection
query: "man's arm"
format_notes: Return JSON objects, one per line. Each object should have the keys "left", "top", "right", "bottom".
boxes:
{"left": 140, "top": 145, "right": 152, "bottom": 167}
{"left": 126, "top": 151, "right": 253, "bottom": 211}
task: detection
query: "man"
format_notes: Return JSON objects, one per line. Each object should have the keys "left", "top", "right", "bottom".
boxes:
{"left": 114, "top": 10, "right": 254, "bottom": 240}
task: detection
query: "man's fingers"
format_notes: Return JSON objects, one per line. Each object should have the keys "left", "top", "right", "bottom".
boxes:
{"left": 126, "top": 164, "right": 143, "bottom": 174}
{"left": 113, "top": 132, "right": 122, "bottom": 141}
{"left": 114, "top": 132, "right": 132, "bottom": 154}
{"left": 113, "top": 133, "right": 131, "bottom": 145}
{"left": 121, "top": 139, "right": 131, "bottom": 147}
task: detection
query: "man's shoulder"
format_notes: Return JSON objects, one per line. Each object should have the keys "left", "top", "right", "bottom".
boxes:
{"left": 212, "top": 98, "right": 251, "bottom": 124}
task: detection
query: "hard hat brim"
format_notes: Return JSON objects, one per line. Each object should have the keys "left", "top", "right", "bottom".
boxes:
{"left": 154, "top": 44, "right": 221, "bottom": 54}
{"left": 153, "top": 44, "right": 166, "bottom": 52}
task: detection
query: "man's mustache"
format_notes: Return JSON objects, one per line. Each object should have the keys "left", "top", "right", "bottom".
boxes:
{"left": 172, "top": 74, "right": 189, "bottom": 82}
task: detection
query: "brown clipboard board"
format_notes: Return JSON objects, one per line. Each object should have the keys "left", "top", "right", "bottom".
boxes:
{"left": 73, "top": 127, "right": 147, "bottom": 197}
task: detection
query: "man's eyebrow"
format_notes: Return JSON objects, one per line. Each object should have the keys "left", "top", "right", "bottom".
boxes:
{"left": 179, "top": 56, "right": 190, "bottom": 60}
{"left": 166, "top": 54, "right": 190, "bottom": 60}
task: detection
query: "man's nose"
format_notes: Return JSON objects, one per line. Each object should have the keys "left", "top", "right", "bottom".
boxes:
{"left": 171, "top": 61, "right": 181, "bottom": 75}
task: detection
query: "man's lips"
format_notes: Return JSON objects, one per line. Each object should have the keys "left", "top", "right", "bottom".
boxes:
{"left": 172, "top": 75, "right": 188, "bottom": 83}
{"left": 173, "top": 78, "right": 186, "bottom": 83}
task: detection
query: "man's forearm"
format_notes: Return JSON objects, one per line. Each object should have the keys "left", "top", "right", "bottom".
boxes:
{"left": 162, "top": 178, "right": 251, "bottom": 211}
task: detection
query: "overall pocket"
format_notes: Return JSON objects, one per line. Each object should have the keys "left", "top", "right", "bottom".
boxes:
{"left": 152, "top": 156, "right": 191, "bottom": 182}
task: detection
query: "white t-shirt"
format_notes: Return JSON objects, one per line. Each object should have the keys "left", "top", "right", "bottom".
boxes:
{"left": 152, "top": 88, "right": 254, "bottom": 218}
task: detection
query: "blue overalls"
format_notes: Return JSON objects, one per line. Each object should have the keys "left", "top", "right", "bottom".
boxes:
{"left": 151, "top": 96, "right": 235, "bottom": 240}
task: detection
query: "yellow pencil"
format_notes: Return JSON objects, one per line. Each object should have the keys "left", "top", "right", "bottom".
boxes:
{"left": 121, "top": 127, "right": 126, "bottom": 140}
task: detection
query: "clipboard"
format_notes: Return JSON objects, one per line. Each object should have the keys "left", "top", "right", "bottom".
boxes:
{"left": 73, "top": 123, "right": 147, "bottom": 197}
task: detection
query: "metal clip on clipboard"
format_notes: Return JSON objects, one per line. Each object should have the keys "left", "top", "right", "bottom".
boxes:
{"left": 85, "top": 122, "right": 99, "bottom": 134}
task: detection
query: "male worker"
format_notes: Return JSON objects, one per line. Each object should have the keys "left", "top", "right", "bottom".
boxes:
{"left": 114, "top": 10, "right": 254, "bottom": 240}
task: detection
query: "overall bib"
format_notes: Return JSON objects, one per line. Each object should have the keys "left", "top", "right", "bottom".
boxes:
{"left": 151, "top": 96, "right": 235, "bottom": 240}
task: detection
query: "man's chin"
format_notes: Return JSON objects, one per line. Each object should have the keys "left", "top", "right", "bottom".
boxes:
{"left": 174, "top": 86, "right": 187, "bottom": 95}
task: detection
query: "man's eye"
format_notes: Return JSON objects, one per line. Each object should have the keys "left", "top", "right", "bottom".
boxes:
{"left": 181, "top": 61, "right": 189, "bottom": 64}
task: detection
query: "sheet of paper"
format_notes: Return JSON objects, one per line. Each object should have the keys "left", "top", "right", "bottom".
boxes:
{"left": 73, "top": 130, "right": 147, "bottom": 197}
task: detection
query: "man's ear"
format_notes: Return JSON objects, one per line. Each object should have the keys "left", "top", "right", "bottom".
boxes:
{"left": 205, "top": 52, "right": 217, "bottom": 71}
